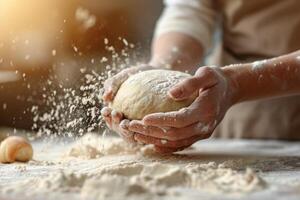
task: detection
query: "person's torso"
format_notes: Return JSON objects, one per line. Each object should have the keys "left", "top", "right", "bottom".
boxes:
{"left": 216, "top": 0, "right": 300, "bottom": 60}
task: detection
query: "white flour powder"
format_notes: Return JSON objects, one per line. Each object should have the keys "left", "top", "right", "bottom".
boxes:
{"left": 0, "top": 134, "right": 266, "bottom": 200}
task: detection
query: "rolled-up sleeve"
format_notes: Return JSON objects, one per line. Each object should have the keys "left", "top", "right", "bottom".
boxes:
{"left": 154, "top": 0, "right": 217, "bottom": 52}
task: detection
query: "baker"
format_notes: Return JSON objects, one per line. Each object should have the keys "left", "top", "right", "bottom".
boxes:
{"left": 101, "top": 0, "right": 300, "bottom": 153}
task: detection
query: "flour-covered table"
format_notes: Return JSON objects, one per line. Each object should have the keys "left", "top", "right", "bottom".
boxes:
{"left": 0, "top": 132, "right": 299, "bottom": 200}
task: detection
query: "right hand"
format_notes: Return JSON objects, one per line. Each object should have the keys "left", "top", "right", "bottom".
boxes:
{"left": 101, "top": 64, "right": 157, "bottom": 143}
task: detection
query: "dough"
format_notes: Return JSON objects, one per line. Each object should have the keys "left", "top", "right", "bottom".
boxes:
{"left": 110, "top": 69, "right": 197, "bottom": 120}
{"left": 0, "top": 136, "right": 33, "bottom": 163}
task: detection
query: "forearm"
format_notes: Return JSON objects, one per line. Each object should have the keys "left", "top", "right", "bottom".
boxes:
{"left": 223, "top": 50, "right": 300, "bottom": 104}
{"left": 149, "top": 32, "right": 204, "bottom": 73}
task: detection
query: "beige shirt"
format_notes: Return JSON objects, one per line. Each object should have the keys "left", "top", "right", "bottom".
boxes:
{"left": 155, "top": 0, "right": 300, "bottom": 61}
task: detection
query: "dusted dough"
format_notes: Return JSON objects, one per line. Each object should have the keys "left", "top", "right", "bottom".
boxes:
{"left": 110, "top": 69, "right": 196, "bottom": 120}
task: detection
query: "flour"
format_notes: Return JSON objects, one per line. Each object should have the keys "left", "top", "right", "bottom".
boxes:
{"left": 66, "top": 133, "right": 157, "bottom": 159}
{"left": 1, "top": 170, "right": 88, "bottom": 196}
{"left": 75, "top": 7, "right": 96, "bottom": 30}
{"left": 0, "top": 134, "right": 267, "bottom": 200}
{"left": 66, "top": 135, "right": 266, "bottom": 196}
{"left": 30, "top": 39, "right": 136, "bottom": 138}
{"left": 1, "top": 161, "right": 266, "bottom": 199}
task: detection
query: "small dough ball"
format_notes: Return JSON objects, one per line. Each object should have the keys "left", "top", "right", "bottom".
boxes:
{"left": 110, "top": 69, "right": 197, "bottom": 120}
{"left": 0, "top": 136, "right": 33, "bottom": 163}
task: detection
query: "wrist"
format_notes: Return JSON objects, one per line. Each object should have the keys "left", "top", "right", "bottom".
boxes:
{"left": 221, "top": 66, "right": 242, "bottom": 105}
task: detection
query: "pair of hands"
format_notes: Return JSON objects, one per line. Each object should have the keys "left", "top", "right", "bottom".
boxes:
{"left": 101, "top": 65, "right": 236, "bottom": 153}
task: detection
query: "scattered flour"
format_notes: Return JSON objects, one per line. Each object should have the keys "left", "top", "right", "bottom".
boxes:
{"left": 66, "top": 133, "right": 157, "bottom": 159}
{"left": 30, "top": 38, "right": 136, "bottom": 139}
{"left": 0, "top": 134, "right": 266, "bottom": 199}
{"left": 0, "top": 161, "right": 266, "bottom": 200}
{"left": 75, "top": 7, "right": 96, "bottom": 30}
{"left": 5, "top": 33, "right": 272, "bottom": 199}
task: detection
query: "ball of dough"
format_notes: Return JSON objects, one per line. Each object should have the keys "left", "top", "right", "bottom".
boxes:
{"left": 0, "top": 136, "right": 33, "bottom": 163}
{"left": 110, "top": 69, "right": 197, "bottom": 120}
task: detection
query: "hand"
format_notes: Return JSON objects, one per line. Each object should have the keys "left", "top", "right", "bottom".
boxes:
{"left": 101, "top": 107, "right": 134, "bottom": 143}
{"left": 102, "top": 64, "right": 156, "bottom": 104}
{"left": 101, "top": 64, "right": 157, "bottom": 143}
{"left": 127, "top": 66, "right": 237, "bottom": 152}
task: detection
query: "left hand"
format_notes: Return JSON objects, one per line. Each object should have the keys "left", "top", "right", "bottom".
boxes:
{"left": 126, "top": 66, "right": 237, "bottom": 152}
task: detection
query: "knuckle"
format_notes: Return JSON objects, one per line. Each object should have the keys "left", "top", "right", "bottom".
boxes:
{"left": 184, "top": 78, "right": 198, "bottom": 90}
{"left": 198, "top": 66, "right": 216, "bottom": 78}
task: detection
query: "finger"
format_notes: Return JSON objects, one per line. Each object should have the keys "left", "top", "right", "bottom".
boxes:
{"left": 128, "top": 120, "right": 167, "bottom": 136}
{"left": 102, "top": 72, "right": 130, "bottom": 102}
{"left": 129, "top": 120, "right": 206, "bottom": 141}
{"left": 102, "top": 88, "right": 113, "bottom": 103}
{"left": 134, "top": 133, "right": 201, "bottom": 149}
{"left": 169, "top": 66, "right": 218, "bottom": 100}
{"left": 119, "top": 119, "right": 132, "bottom": 137}
{"left": 101, "top": 107, "right": 113, "bottom": 128}
{"left": 143, "top": 108, "right": 197, "bottom": 128}
{"left": 154, "top": 146, "right": 177, "bottom": 154}
{"left": 101, "top": 107, "right": 112, "bottom": 117}
{"left": 111, "top": 110, "right": 123, "bottom": 124}
{"left": 103, "top": 116, "right": 112, "bottom": 128}
{"left": 119, "top": 130, "right": 135, "bottom": 144}
{"left": 143, "top": 92, "right": 211, "bottom": 128}
{"left": 113, "top": 119, "right": 136, "bottom": 143}
{"left": 142, "top": 111, "right": 188, "bottom": 128}
{"left": 168, "top": 77, "right": 200, "bottom": 101}
{"left": 103, "top": 65, "right": 156, "bottom": 103}
{"left": 154, "top": 145, "right": 190, "bottom": 154}
{"left": 103, "top": 67, "right": 145, "bottom": 103}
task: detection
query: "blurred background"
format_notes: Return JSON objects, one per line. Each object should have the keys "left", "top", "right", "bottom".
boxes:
{"left": 0, "top": 0, "right": 163, "bottom": 130}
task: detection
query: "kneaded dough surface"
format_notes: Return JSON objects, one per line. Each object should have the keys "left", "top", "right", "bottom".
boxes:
{"left": 110, "top": 69, "right": 196, "bottom": 120}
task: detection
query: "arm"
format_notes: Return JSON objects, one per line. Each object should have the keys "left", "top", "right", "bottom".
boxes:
{"left": 225, "top": 50, "right": 300, "bottom": 103}
{"left": 150, "top": 32, "right": 204, "bottom": 73}
{"left": 151, "top": 0, "right": 217, "bottom": 72}
{"left": 128, "top": 50, "right": 300, "bottom": 153}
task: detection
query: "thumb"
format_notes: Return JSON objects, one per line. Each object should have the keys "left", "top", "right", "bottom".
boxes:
{"left": 168, "top": 67, "right": 218, "bottom": 100}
